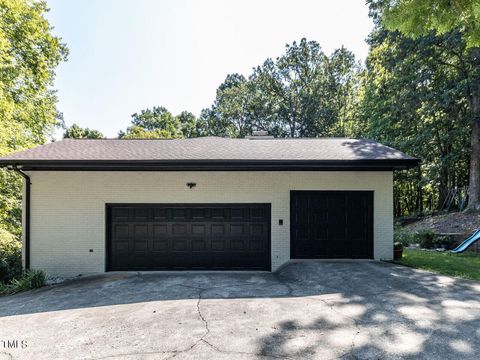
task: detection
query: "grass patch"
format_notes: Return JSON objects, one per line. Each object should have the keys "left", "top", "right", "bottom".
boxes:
{"left": 395, "top": 248, "right": 480, "bottom": 281}
{"left": 0, "top": 270, "right": 46, "bottom": 295}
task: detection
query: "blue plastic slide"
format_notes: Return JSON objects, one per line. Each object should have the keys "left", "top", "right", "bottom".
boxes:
{"left": 451, "top": 229, "right": 480, "bottom": 253}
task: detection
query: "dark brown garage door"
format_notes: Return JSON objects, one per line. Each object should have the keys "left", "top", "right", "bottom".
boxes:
{"left": 291, "top": 191, "right": 373, "bottom": 259}
{"left": 107, "top": 204, "right": 271, "bottom": 271}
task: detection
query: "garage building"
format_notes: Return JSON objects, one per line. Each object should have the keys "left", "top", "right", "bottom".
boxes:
{"left": 0, "top": 136, "right": 418, "bottom": 277}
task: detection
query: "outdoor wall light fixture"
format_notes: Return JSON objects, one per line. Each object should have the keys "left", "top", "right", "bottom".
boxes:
{"left": 186, "top": 182, "right": 197, "bottom": 189}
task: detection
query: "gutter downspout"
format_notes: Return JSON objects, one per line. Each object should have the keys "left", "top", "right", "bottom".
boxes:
{"left": 11, "top": 166, "right": 30, "bottom": 271}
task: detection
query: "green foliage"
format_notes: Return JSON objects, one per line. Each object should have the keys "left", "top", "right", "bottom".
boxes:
{"left": 361, "top": 26, "right": 471, "bottom": 215}
{"left": 119, "top": 107, "right": 208, "bottom": 139}
{"left": 177, "top": 111, "right": 205, "bottom": 138}
{"left": 416, "top": 229, "right": 436, "bottom": 249}
{"left": 0, "top": 0, "right": 68, "bottom": 154}
{"left": 394, "top": 229, "right": 416, "bottom": 246}
{"left": 396, "top": 228, "right": 452, "bottom": 248}
{"left": 0, "top": 169, "right": 22, "bottom": 237}
{"left": 378, "top": 0, "right": 480, "bottom": 48}
{"left": 395, "top": 248, "right": 480, "bottom": 281}
{"left": 119, "top": 107, "right": 184, "bottom": 139}
{"left": 0, "top": 269, "right": 45, "bottom": 295}
{"left": 369, "top": 0, "right": 480, "bottom": 211}
{"left": 0, "top": 228, "right": 22, "bottom": 284}
{"left": 0, "top": 0, "right": 67, "bottom": 238}
{"left": 201, "top": 39, "right": 361, "bottom": 138}
{"left": 432, "top": 235, "right": 450, "bottom": 246}
{"left": 64, "top": 124, "right": 104, "bottom": 139}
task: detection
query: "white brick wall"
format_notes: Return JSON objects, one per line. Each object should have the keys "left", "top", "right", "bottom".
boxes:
{"left": 24, "top": 171, "right": 393, "bottom": 277}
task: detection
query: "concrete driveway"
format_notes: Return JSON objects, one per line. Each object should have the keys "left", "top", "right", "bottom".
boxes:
{"left": 0, "top": 261, "right": 479, "bottom": 360}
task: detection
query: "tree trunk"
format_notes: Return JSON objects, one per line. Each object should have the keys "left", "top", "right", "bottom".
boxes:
{"left": 437, "top": 154, "right": 449, "bottom": 210}
{"left": 416, "top": 166, "right": 423, "bottom": 213}
{"left": 468, "top": 119, "right": 480, "bottom": 210}
{"left": 467, "top": 47, "right": 480, "bottom": 211}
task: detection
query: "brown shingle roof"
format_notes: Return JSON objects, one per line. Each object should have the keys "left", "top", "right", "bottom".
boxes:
{"left": 0, "top": 137, "right": 419, "bottom": 170}
{"left": 0, "top": 137, "right": 415, "bottom": 161}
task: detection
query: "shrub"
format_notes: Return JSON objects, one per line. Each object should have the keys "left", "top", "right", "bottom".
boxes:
{"left": 0, "top": 228, "right": 22, "bottom": 284}
{"left": 394, "top": 229, "right": 416, "bottom": 246}
{"left": 416, "top": 229, "right": 436, "bottom": 249}
{"left": 433, "top": 235, "right": 450, "bottom": 247}
{"left": 0, "top": 270, "right": 45, "bottom": 295}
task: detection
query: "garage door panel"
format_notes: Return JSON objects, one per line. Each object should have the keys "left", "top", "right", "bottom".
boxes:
{"left": 251, "top": 207, "right": 266, "bottom": 220}
{"left": 153, "top": 224, "right": 168, "bottom": 236}
{"left": 249, "top": 239, "right": 264, "bottom": 251}
{"left": 172, "top": 238, "right": 189, "bottom": 251}
{"left": 231, "top": 208, "right": 245, "bottom": 220}
{"left": 114, "top": 241, "right": 129, "bottom": 252}
{"left": 133, "top": 224, "right": 148, "bottom": 236}
{"left": 250, "top": 224, "right": 264, "bottom": 236}
{"left": 211, "top": 239, "right": 226, "bottom": 251}
{"left": 192, "top": 238, "right": 207, "bottom": 251}
{"left": 211, "top": 224, "right": 226, "bottom": 235}
{"left": 173, "top": 208, "right": 188, "bottom": 220}
{"left": 191, "top": 224, "right": 206, "bottom": 235}
{"left": 133, "top": 208, "right": 149, "bottom": 221}
{"left": 212, "top": 208, "right": 227, "bottom": 219}
{"left": 113, "top": 208, "right": 129, "bottom": 221}
{"left": 230, "top": 224, "right": 245, "bottom": 235}
{"left": 191, "top": 208, "right": 207, "bottom": 219}
{"left": 172, "top": 224, "right": 187, "bottom": 235}
{"left": 231, "top": 239, "right": 246, "bottom": 251}
{"left": 133, "top": 240, "right": 148, "bottom": 252}
{"left": 153, "top": 238, "right": 169, "bottom": 251}
{"left": 114, "top": 224, "right": 129, "bottom": 237}
{"left": 154, "top": 208, "right": 169, "bottom": 220}
{"left": 108, "top": 204, "right": 270, "bottom": 271}
{"left": 291, "top": 191, "right": 373, "bottom": 259}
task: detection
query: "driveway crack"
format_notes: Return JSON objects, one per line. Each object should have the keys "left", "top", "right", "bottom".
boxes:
{"left": 196, "top": 290, "right": 210, "bottom": 338}
{"left": 320, "top": 298, "right": 362, "bottom": 360}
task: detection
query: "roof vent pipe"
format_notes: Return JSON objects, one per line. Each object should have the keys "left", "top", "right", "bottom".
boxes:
{"left": 246, "top": 131, "right": 274, "bottom": 140}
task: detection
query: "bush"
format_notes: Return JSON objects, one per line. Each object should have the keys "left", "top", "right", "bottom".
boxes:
{"left": 0, "top": 270, "right": 45, "bottom": 295}
{"left": 395, "top": 228, "right": 454, "bottom": 249}
{"left": 394, "top": 229, "right": 416, "bottom": 246}
{"left": 416, "top": 229, "right": 436, "bottom": 249}
{"left": 0, "top": 228, "right": 22, "bottom": 284}
{"left": 433, "top": 235, "right": 450, "bottom": 247}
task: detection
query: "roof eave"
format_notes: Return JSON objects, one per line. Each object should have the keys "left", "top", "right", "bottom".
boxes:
{"left": 0, "top": 159, "right": 421, "bottom": 171}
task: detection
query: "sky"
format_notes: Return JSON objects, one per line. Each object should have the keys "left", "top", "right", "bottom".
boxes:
{"left": 45, "top": 0, "right": 374, "bottom": 138}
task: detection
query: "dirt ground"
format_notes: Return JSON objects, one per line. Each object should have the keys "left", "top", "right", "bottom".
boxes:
{"left": 403, "top": 211, "right": 480, "bottom": 235}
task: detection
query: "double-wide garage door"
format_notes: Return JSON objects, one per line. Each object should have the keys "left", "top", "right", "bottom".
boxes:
{"left": 291, "top": 191, "right": 374, "bottom": 259}
{"left": 107, "top": 204, "right": 271, "bottom": 271}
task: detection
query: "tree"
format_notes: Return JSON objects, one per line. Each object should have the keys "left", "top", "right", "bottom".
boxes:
{"left": 64, "top": 124, "right": 104, "bottom": 139}
{"left": 372, "top": 0, "right": 480, "bottom": 210}
{"left": 119, "top": 125, "right": 180, "bottom": 139}
{"left": 202, "top": 39, "right": 361, "bottom": 138}
{"left": 0, "top": 0, "right": 68, "bottom": 153}
{"left": 119, "top": 107, "right": 208, "bottom": 139}
{"left": 119, "top": 107, "right": 183, "bottom": 139}
{"left": 380, "top": 0, "right": 480, "bottom": 48}
{"left": 0, "top": 0, "right": 67, "bottom": 237}
{"left": 252, "top": 39, "right": 335, "bottom": 137}
{"left": 360, "top": 29, "right": 470, "bottom": 215}
{"left": 176, "top": 111, "right": 205, "bottom": 138}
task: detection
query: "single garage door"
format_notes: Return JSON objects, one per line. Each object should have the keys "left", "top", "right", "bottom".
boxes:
{"left": 290, "top": 191, "right": 373, "bottom": 259}
{"left": 107, "top": 203, "right": 271, "bottom": 271}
